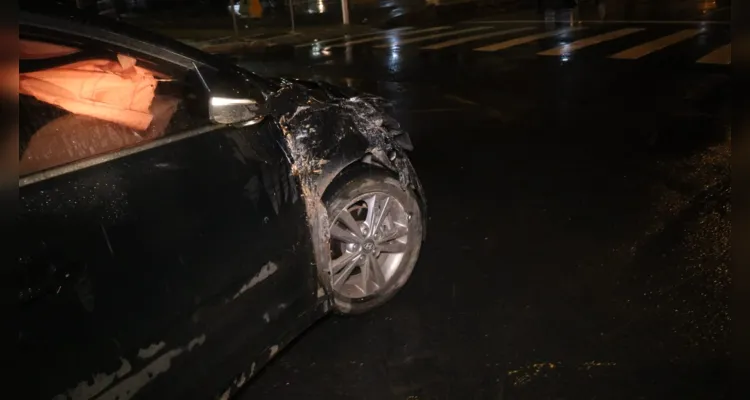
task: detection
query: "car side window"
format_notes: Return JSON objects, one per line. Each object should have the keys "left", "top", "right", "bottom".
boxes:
{"left": 18, "top": 32, "right": 211, "bottom": 176}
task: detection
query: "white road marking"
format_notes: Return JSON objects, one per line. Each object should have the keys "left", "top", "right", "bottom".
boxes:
{"left": 538, "top": 27, "right": 644, "bottom": 56}
{"left": 295, "top": 27, "right": 413, "bottom": 48}
{"left": 697, "top": 43, "right": 731, "bottom": 64}
{"left": 327, "top": 26, "right": 451, "bottom": 48}
{"left": 610, "top": 29, "right": 701, "bottom": 59}
{"left": 474, "top": 27, "right": 587, "bottom": 52}
{"left": 422, "top": 26, "right": 536, "bottom": 50}
{"left": 465, "top": 19, "right": 729, "bottom": 25}
{"left": 373, "top": 26, "right": 493, "bottom": 48}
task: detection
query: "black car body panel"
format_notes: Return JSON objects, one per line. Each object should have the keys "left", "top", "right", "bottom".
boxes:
{"left": 16, "top": 121, "right": 324, "bottom": 399}
{"left": 16, "top": 5, "right": 425, "bottom": 400}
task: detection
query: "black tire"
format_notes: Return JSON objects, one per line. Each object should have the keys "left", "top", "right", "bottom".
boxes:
{"left": 323, "top": 166, "right": 423, "bottom": 314}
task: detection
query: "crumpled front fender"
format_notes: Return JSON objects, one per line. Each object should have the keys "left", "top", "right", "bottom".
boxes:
{"left": 263, "top": 79, "right": 427, "bottom": 214}
{"left": 259, "top": 79, "right": 427, "bottom": 292}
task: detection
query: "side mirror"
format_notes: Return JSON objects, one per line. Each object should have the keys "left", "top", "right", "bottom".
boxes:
{"left": 209, "top": 96, "right": 264, "bottom": 125}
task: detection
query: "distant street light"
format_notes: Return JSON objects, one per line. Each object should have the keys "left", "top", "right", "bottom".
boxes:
{"left": 341, "top": 0, "right": 350, "bottom": 24}
{"left": 229, "top": 0, "right": 239, "bottom": 38}
{"left": 289, "top": 0, "right": 296, "bottom": 32}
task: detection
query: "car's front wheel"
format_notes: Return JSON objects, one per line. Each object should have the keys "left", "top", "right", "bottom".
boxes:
{"left": 323, "top": 167, "right": 423, "bottom": 314}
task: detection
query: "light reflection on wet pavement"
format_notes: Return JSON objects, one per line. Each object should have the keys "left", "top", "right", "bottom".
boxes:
{"left": 236, "top": 14, "right": 730, "bottom": 400}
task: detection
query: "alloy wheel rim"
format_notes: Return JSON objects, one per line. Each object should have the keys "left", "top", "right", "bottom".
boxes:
{"left": 328, "top": 192, "right": 410, "bottom": 299}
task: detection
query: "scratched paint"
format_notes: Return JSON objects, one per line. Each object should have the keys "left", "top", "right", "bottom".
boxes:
{"left": 95, "top": 334, "right": 206, "bottom": 400}
{"left": 188, "top": 335, "right": 206, "bottom": 351}
{"left": 100, "top": 224, "right": 114, "bottom": 256}
{"left": 229, "top": 261, "right": 279, "bottom": 302}
{"left": 96, "top": 349, "right": 184, "bottom": 400}
{"left": 52, "top": 358, "right": 131, "bottom": 400}
{"left": 52, "top": 335, "right": 205, "bottom": 400}
{"left": 137, "top": 342, "right": 166, "bottom": 359}
{"left": 231, "top": 363, "right": 253, "bottom": 393}
{"left": 217, "top": 361, "right": 257, "bottom": 400}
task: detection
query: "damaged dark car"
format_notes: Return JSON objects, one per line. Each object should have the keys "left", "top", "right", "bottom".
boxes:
{"left": 15, "top": 6, "right": 426, "bottom": 400}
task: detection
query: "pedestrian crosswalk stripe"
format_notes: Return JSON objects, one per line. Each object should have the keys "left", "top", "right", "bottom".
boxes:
{"left": 372, "top": 26, "right": 493, "bottom": 48}
{"left": 537, "top": 27, "right": 645, "bottom": 56}
{"left": 421, "top": 26, "right": 536, "bottom": 50}
{"left": 303, "top": 25, "right": 731, "bottom": 66}
{"left": 697, "top": 43, "right": 731, "bottom": 64}
{"left": 465, "top": 19, "right": 730, "bottom": 25}
{"left": 327, "top": 26, "right": 451, "bottom": 48}
{"left": 473, "top": 27, "right": 588, "bottom": 52}
{"left": 610, "top": 29, "right": 701, "bottom": 59}
{"left": 296, "top": 27, "right": 414, "bottom": 48}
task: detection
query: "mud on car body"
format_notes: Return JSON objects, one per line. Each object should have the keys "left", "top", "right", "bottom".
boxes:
{"left": 13, "top": 5, "right": 425, "bottom": 400}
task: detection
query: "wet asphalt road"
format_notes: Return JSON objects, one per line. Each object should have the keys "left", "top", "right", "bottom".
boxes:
{"left": 235, "top": 11, "right": 731, "bottom": 400}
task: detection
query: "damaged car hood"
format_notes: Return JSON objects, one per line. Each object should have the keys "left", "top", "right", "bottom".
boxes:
{"left": 262, "top": 78, "right": 420, "bottom": 193}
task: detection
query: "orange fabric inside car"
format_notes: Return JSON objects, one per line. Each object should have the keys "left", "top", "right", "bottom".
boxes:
{"left": 19, "top": 54, "right": 157, "bottom": 130}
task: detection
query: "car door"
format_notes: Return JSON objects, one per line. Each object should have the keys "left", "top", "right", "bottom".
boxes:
{"left": 13, "top": 24, "right": 319, "bottom": 400}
